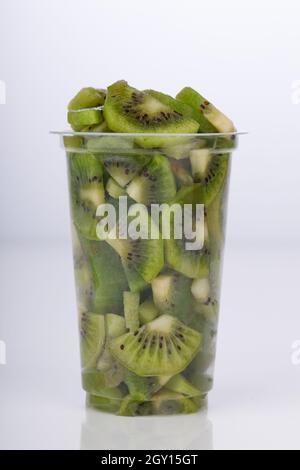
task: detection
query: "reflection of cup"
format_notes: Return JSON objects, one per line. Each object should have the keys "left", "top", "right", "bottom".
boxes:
{"left": 55, "top": 131, "right": 240, "bottom": 416}
{"left": 80, "top": 407, "right": 213, "bottom": 450}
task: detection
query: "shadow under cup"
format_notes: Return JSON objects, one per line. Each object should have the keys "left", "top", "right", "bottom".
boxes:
{"left": 56, "top": 132, "right": 239, "bottom": 416}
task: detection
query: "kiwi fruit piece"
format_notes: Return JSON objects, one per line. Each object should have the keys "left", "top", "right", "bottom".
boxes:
{"left": 172, "top": 154, "right": 229, "bottom": 206}
{"left": 165, "top": 233, "right": 210, "bottom": 280}
{"left": 193, "top": 298, "right": 219, "bottom": 324}
{"left": 165, "top": 374, "right": 200, "bottom": 397}
{"left": 146, "top": 89, "right": 201, "bottom": 123}
{"left": 189, "top": 373, "right": 214, "bottom": 395}
{"left": 122, "top": 260, "right": 149, "bottom": 293}
{"left": 68, "top": 87, "right": 106, "bottom": 111}
{"left": 68, "top": 109, "right": 103, "bottom": 131}
{"left": 176, "top": 87, "right": 235, "bottom": 133}
{"left": 170, "top": 160, "right": 193, "bottom": 187}
{"left": 106, "top": 177, "right": 126, "bottom": 199}
{"left": 139, "top": 299, "right": 159, "bottom": 325}
{"left": 74, "top": 258, "right": 93, "bottom": 312}
{"left": 117, "top": 396, "right": 152, "bottom": 416}
{"left": 68, "top": 153, "right": 105, "bottom": 240}
{"left": 163, "top": 139, "right": 205, "bottom": 160}
{"left": 87, "top": 391, "right": 123, "bottom": 414}
{"left": 109, "top": 314, "right": 202, "bottom": 377}
{"left": 87, "top": 136, "right": 151, "bottom": 188}
{"left": 190, "top": 149, "right": 212, "bottom": 180}
{"left": 103, "top": 81, "right": 199, "bottom": 148}
{"left": 151, "top": 273, "right": 193, "bottom": 323}
{"left": 191, "top": 278, "right": 211, "bottom": 304}
{"left": 82, "top": 368, "right": 124, "bottom": 394}
{"left": 127, "top": 153, "right": 177, "bottom": 205}
{"left": 106, "top": 206, "right": 164, "bottom": 283}
{"left": 206, "top": 189, "right": 227, "bottom": 258}
{"left": 81, "top": 121, "right": 110, "bottom": 133}
{"left": 96, "top": 314, "right": 126, "bottom": 388}
{"left": 81, "top": 239, "right": 129, "bottom": 314}
{"left": 124, "top": 291, "right": 140, "bottom": 333}
{"left": 123, "top": 370, "right": 170, "bottom": 401}
{"left": 63, "top": 135, "right": 84, "bottom": 150}
{"left": 151, "top": 390, "right": 200, "bottom": 415}
{"left": 80, "top": 312, "right": 106, "bottom": 369}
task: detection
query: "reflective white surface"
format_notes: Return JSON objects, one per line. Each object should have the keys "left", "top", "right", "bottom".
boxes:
{"left": 0, "top": 241, "right": 299, "bottom": 450}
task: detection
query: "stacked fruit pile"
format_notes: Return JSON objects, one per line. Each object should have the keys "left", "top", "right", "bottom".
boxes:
{"left": 66, "top": 81, "right": 236, "bottom": 416}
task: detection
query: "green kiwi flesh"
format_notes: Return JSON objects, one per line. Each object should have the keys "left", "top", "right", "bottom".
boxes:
{"left": 124, "top": 291, "right": 140, "bottom": 333}
{"left": 106, "top": 207, "right": 164, "bottom": 283}
{"left": 172, "top": 154, "right": 229, "bottom": 206}
{"left": 176, "top": 87, "right": 235, "bottom": 133}
{"left": 151, "top": 273, "right": 193, "bottom": 323}
{"left": 81, "top": 239, "right": 129, "bottom": 314}
{"left": 68, "top": 87, "right": 106, "bottom": 110}
{"left": 103, "top": 81, "right": 199, "bottom": 148}
{"left": 68, "top": 153, "right": 105, "bottom": 240}
{"left": 80, "top": 312, "right": 105, "bottom": 369}
{"left": 109, "top": 314, "right": 202, "bottom": 377}
{"left": 127, "top": 153, "right": 177, "bottom": 204}
{"left": 139, "top": 299, "right": 159, "bottom": 325}
{"left": 68, "top": 109, "right": 103, "bottom": 131}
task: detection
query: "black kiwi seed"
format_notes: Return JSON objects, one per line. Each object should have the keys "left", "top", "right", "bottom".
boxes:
{"left": 134, "top": 331, "right": 139, "bottom": 336}
{"left": 120, "top": 344, "right": 125, "bottom": 350}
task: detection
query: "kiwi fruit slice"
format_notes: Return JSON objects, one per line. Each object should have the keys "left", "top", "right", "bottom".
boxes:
{"left": 117, "top": 397, "right": 148, "bottom": 416}
{"left": 191, "top": 278, "right": 211, "bottom": 304}
{"left": 80, "top": 312, "right": 106, "bottom": 369}
{"left": 122, "top": 261, "right": 149, "bottom": 293}
{"left": 139, "top": 299, "right": 159, "bottom": 325}
{"left": 189, "top": 373, "right": 214, "bottom": 395}
{"left": 151, "top": 390, "right": 200, "bottom": 415}
{"left": 106, "top": 177, "right": 126, "bottom": 199}
{"left": 151, "top": 273, "right": 193, "bottom": 323}
{"left": 124, "top": 291, "right": 140, "bottom": 333}
{"left": 123, "top": 370, "right": 170, "bottom": 401}
{"left": 173, "top": 154, "right": 229, "bottom": 206}
{"left": 106, "top": 207, "right": 164, "bottom": 283}
{"left": 109, "top": 314, "right": 202, "bottom": 377}
{"left": 68, "top": 87, "right": 106, "bottom": 111}
{"left": 81, "top": 239, "right": 128, "bottom": 314}
{"left": 87, "top": 391, "right": 123, "bottom": 414}
{"left": 68, "top": 153, "right": 105, "bottom": 240}
{"left": 165, "top": 234, "right": 210, "bottom": 280}
{"left": 87, "top": 136, "right": 151, "bottom": 188}
{"left": 127, "top": 153, "right": 177, "bottom": 205}
{"left": 193, "top": 298, "right": 219, "bottom": 324}
{"left": 165, "top": 374, "right": 200, "bottom": 397}
{"left": 63, "top": 135, "right": 84, "bottom": 150}
{"left": 103, "top": 81, "right": 199, "bottom": 148}
{"left": 170, "top": 160, "right": 193, "bottom": 187}
{"left": 68, "top": 109, "right": 103, "bottom": 131}
{"left": 95, "top": 314, "right": 126, "bottom": 388}
{"left": 176, "top": 87, "right": 235, "bottom": 133}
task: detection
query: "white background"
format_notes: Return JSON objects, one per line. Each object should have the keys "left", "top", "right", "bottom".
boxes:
{"left": 0, "top": 0, "right": 300, "bottom": 450}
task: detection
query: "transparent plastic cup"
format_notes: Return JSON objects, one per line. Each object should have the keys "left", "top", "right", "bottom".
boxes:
{"left": 54, "top": 131, "right": 240, "bottom": 416}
